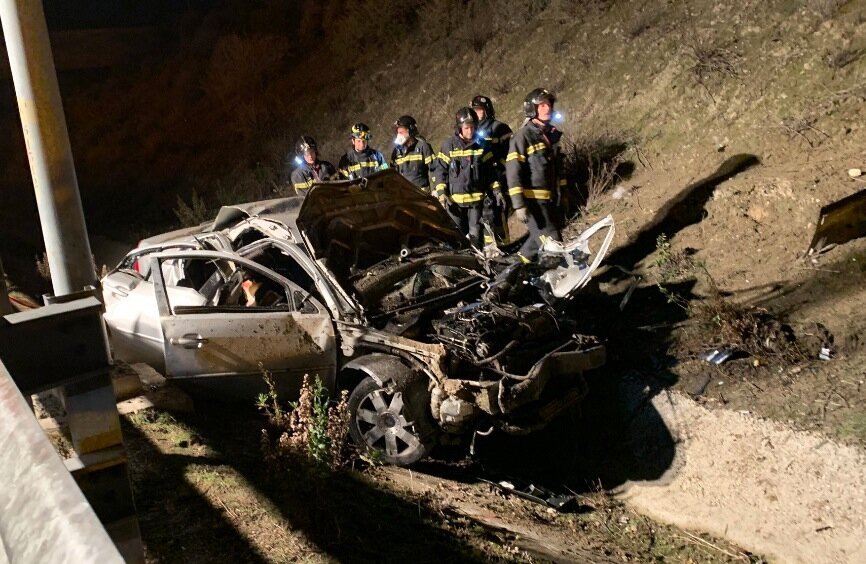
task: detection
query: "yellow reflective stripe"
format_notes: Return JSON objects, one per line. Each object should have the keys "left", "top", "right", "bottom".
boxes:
{"left": 558, "top": 178, "right": 568, "bottom": 186}
{"left": 439, "top": 152, "right": 451, "bottom": 163}
{"left": 508, "top": 186, "right": 524, "bottom": 196}
{"left": 293, "top": 179, "right": 314, "bottom": 189}
{"left": 394, "top": 154, "right": 425, "bottom": 165}
{"left": 482, "top": 152, "right": 494, "bottom": 162}
{"left": 526, "top": 142, "right": 547, "bottom": 155}
{"left": 424, "top": 155, "right": 435, "bottom": 164}
{"left": 523, "top": 189, "right": 552, "bottom": 200}
{"left": 451, "top": 192, "right": 484, "bottom": 203}
{"left": 506, "top": 151, "right": 525, "bottom": 162}
{"left": 449, "top": 149, "right": 484, "bottom": 157}
{"left": 492, "top": 180, "right": 501, "bottom": 190}
{"left": 432, "top": 183, "right": 447, "bottom": 195}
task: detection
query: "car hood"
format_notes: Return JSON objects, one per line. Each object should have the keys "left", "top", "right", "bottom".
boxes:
{"left": 296, "top": 170, "right": 467, "bottom": 278}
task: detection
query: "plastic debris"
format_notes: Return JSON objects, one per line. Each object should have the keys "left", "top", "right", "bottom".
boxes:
{"left": 819, "top": 346, "right": 832, "bottom": 361}
{"left": 702, "top": 347, "right": 736, "bottom": 365}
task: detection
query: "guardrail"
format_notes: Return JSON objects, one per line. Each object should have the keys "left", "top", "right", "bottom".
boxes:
{"left": 0, "top": 360, "right": 122, "bottom": 563}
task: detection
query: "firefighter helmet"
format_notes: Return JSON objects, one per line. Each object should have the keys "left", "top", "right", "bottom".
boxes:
{"left": 470, "top": 95, "right": 495, "bottom": 118}
{"left": 455, "top": 107, "right": 478, "bottom": 130}
{"left": 295, "top": 135, "right": 317, "bottom": 155}
{"left": 523, "top": 88, "right": 556, "bottom": 118}
{"left": 350, "top": 122, "right": 372, "bottom": 140}
{"left": 394, "top": 115, "right": 418, "bottom": 137}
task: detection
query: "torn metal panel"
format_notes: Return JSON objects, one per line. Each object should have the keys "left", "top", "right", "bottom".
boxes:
{"left": 808, "top": 188, "right": 866, "bottom": 254}
{"left": 538, "top": 215, "right": 616, "bottom": 299}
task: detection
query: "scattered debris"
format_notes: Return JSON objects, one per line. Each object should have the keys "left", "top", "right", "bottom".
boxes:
{"left": 848, "top": 168, "right": 863, "bottom": 178}
{"left": 819, "top": 346, "right": 832, "bottom": 361}
{"left": 619, "top": 276, "right": 641, "bottom": 311}
{"left": 807, "top": 188, "right": 866, "bottom": 254}
{"left": 702, "top": 347, "right": 736, "bottom": 365}
{"left": 480, "top": 476, "right": 576, "bottom": 511}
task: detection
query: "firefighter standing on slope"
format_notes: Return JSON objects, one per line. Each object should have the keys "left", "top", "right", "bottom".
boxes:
{"left": 338, "top": 123, "right": 388, "bottom": 180}
{"left": 289, "top": 136, "right": 337, "bottom": 197}
{"left": 390, "top": 115, "right": 436, "bottom": 191}
{"left": 471, "top": 95, "right": 513, "bottom": 245}
{"left": 433, "top": 107, "right": 500, "bottom": 248}
{"left": 506, "top": 88, "right": 566, "bottom": 259}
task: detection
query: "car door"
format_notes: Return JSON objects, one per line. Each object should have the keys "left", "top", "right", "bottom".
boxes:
{"left": 102, "top": 242, "right": 203, "bottom": 369}
{"left": 151, "top": 250, "right": 337, "bottom": 401}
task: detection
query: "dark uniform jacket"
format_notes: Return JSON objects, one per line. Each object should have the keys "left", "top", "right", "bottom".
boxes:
{"left": 390, "top": 137, "right": 436, "bottom": 190}
{"left": 290, "top": 160, "right": 337, "bottom": 196}
{"left": 505, "top": 120, "right": 566, "bottom": 209}
{"left": 478, "top": 117, "right": 513, "bottom": 169}
{"left": 433, "top": 134, "right": 499, "bottom": 207}
{"left": 338, "top": 147, "right": 387, "bottom": 180}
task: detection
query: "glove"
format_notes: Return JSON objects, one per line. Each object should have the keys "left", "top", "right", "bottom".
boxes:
{"left": 494, "top": 190, "right": 507, "bottom": 210}
{"left": 438, "top": 194, "right": 451, "bottom": 207}
{"left": 515, "top": 207, "right": 528, "bottom": 224}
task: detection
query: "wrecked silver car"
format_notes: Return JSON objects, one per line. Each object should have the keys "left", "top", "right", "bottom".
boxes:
{"left": 102, "top": 170, "right": 614, "bottom": 465}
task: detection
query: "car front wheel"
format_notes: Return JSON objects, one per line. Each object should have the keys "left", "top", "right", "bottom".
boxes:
{"left": 347, "top": 372, "right": 436, "bottom": 466}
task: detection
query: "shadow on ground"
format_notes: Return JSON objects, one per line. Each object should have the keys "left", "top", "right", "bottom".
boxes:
{"left": 124, "top": 407, "right": 492, "bottom": 564}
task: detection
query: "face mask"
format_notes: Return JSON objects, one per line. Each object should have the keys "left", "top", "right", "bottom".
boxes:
{"left": 394, "top": 133, "right": 409, "bottom": 146}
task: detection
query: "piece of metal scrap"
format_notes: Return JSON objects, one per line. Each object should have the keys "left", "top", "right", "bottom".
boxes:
{"left": 479, "top": 477, "right": 576, "bottom": 511}
{"left": 808, "top": 188, "right": 866, "bottom": 254}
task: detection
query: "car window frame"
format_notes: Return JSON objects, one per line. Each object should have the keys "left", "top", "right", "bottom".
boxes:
{"left": 148, "top": 250, "right": 326, "bottom": 317}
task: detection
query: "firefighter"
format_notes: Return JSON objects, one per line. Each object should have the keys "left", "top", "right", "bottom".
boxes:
{"left": 338, "top": 123, "right": 387, "bottom": 180}
{"left": 433, "top": 107, "right": 500, "bottom": 248}
{"left": 390, "top": 115, "right": 436, "bottom": 191}
{"left": 471, "top": 95, "right": 513, "bottom": 245}
{"left": 506, "top": 88, "right": 566, "bottom": 259}
{"left": 289, "top": 136, "right": 336, "bottom": 197}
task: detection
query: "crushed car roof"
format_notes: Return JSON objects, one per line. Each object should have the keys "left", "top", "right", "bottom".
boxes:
{"left": 212, "top": 196, "right": 304, "bottom": 233}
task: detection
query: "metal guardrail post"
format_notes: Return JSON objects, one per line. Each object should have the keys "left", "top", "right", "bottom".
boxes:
{"left": 0, "top": 360, "right": 122, "bottom": 563}
{"left": 0, "top": 1, "right": 142, "bottom": 560}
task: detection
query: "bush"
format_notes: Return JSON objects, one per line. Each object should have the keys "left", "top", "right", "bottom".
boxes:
{"left": 173, "top": 189, "right": 210, "bottom": 227}
{"left": 257, "top": 371, "right": 350, "bottom": 471}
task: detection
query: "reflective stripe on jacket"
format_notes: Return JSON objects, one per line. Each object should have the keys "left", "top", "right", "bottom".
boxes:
{"left": 290, "top": 161, "right": 337, "bottom": 195}
{"left": 390, "top": 137, "right": 436, "bottom": 189}
{"left": 338, "top": 148, "right": 387, "bottom": 179}
{"left": 433, "top": 134, "right": 498, "bottom": 207}
{"left": 505, "top": 120, "right": 564, "bottom": 209}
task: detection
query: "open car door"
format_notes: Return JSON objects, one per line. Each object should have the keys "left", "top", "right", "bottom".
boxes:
{"left": 150, "top": 250, "right": 337, "bottom": 400}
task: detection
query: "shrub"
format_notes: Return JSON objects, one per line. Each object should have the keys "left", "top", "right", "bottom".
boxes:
{"left": 257, "top": 372, "right": 350, "bottom": 471}
{"left": 173, "top": 189, "right": 210, "bottom": 227}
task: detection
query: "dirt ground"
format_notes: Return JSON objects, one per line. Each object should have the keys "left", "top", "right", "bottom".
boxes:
{"left": 122, "top": 402, "right": 760, "bottom": 563}
{"left": 6, "top": 0, "right": 866, "bottom": 561}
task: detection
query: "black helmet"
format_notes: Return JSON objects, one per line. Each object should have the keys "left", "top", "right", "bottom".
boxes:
{"left": 394, "top": 115, "right": 418, "bottom": 137}
{"left": 523, "top": 88, "right": 556, "bottom": 118}
{"left": 350, "top": 122, "right": 371, "bottom": 140}
{"left": 295, "top": 135, "right": 317, "bottom": 155}
{"left": 470, "top": 95, "right": 495, "bottom": 118}
{"left": 455, "top": 107, "right": 478, "bottom": 130}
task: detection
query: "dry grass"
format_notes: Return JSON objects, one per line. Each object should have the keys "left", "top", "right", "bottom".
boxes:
{"left": 824, "top": 46, "right": 864, "bottom": 69}
{"left": 561, "top": 130, "right": 639, "bottom": 212}
{"left": 686, "top": 40, "right": 741, "bottom": 102}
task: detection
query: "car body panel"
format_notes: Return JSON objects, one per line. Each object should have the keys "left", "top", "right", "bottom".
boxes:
{"left": 297, "top": 170, "right": 467, "bottom": 283}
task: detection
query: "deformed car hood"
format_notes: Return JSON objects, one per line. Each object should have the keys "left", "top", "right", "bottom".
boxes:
{"left": 297, "top": 170, "right": 467, "bottom": 277}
